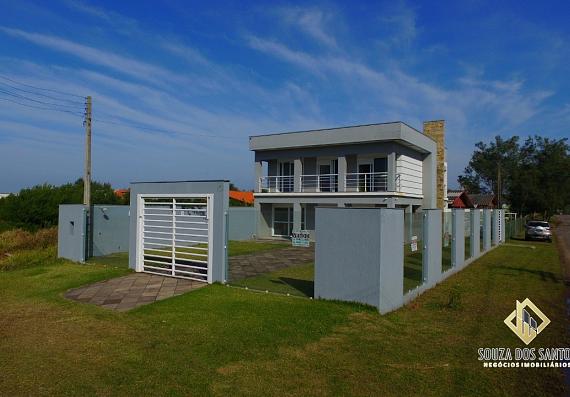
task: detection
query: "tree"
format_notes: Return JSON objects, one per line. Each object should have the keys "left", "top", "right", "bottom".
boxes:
{"left": 459, "top": 135, "right": 570, "bottom": 217}
{"left": 0, "top": 179, "right": 121, "bottom": 230}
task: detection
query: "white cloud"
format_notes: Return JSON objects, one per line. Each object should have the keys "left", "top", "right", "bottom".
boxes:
{"left": 278, "top": 7, "right": 338, "bottom": 48}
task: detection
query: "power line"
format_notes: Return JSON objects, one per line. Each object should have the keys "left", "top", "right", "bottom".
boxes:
{"left": 0, "top": 80, "right": 85, "bottom": 106}
{"left": 93, "top": 118, "right": 242, "bottom": 140}
{"left": 0, "top": 87, "right": 83, "bottom": 111}
{"left": 0, "top": 96, "right": 84, "bottom": 117}
{"left": 0, "top": 74, "right": 84, "bottom": 98}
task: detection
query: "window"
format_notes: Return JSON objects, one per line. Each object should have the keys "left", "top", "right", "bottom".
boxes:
{"left": 278, "top": 161, "right": 294, "bottom": 192}
{"left": 272, "top": 205, "right": 306, "bottom": 236}
{"left": 273, "top": 206, "right": 293, "bottom": 236}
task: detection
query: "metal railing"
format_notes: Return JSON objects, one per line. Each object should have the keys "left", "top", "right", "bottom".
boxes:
{"left": 345, "top": 172, "right": 390, "bottom": 192}
{"left": 258, "top": 175, "right": 294, "bottom": 193}
{"left": 300, "top": 173, "right": 339, "bottom": 192}
{"left": 258, "top": 172, "right": 400, "bottom": 193}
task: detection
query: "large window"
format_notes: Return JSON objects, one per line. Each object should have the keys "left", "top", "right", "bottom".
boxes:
{"left": 272, "top": 206, "right": 306, "bottom": 237}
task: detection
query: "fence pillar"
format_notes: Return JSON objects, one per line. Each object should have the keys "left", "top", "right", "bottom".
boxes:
{"left": 500, "top": 209, "right": 506, "bottom": 242}
{"left": 483, "top": 209, "right": 491, "bottom": 251}
{"left": 492, "top": 209, "right": 500, "bottom": 246}
{"left": 405, "top": 205, "right": 413, "bottom": 243}
{"left": 470, "top": 209, "right": 480, "bottom": 258}
{"left": 315, "top": 208, "right": 404, "bottom": 314}
{"left": 452, "top": 209, "right": 465, "bottom": 268}
{"left": 423, "top": 209, "right": 442, "bottom": 287}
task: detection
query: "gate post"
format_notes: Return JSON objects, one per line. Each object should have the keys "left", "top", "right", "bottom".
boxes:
{"left": 470, "top": 209, "right": 480, "bottom": 258}
{"left": 451, "top": 209, "right": 465, "bottom": 269}
{"left": 492, "top": 209, "right": 500, "bottom": 246}
{"left": 422, "top": 209, "right": 442, "bottom": 286}
{"left": 482, "top": 209, "right": 491, "bottom": 251}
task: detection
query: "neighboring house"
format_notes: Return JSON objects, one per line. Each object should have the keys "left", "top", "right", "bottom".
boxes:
{"left": 229, "top": 191, "right": 254, "bottom": 206}
{"left": 469, "top": 193, "right": 497, "bottom": 209}
{"left": 447, "top": 189, "right": 473, "bottom": 208}
{"left": 0, "top": 193, "right": 10, "bottom": 199}
{"left": 114, "top": 188, "right": 129, "bottom": 199}
{"left": 250, "top": 121, "right": 445, "bottom": 239}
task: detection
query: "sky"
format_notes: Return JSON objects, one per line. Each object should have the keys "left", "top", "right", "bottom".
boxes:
{"left": 0, "top": 0, "right": 569, "bottom": 193}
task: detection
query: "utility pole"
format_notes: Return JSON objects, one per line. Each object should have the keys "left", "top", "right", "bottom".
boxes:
{"left": 83, "top": 96, "right": 92, "bottom": 206}
{"left": 83, "top": 96, "right": 92, "bottom": 261}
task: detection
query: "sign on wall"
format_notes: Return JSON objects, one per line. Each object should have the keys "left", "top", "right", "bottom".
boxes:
{"left": 292, "top": 230, "right": 311, "bottom": 247}
{"left": 410, "top": 235, "right": 418, "bottom": 252}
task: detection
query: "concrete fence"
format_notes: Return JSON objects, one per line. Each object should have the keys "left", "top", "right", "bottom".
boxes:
{"left": 315, "top": 207, "right": 505, "bottom": 314}
{"left": 58, "top": 204, "right": 130, "bottom": 262}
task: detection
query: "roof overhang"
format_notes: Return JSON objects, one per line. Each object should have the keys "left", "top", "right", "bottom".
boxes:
{"left": 249, "top": 122, "right": 436, "bottom": 154}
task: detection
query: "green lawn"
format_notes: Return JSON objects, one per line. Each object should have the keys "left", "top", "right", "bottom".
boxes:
{"left": 87, "top": 240, "right": 290, "bottom": 268}
{"left": 1, "top": 238, "right": 567, "bottom": 395}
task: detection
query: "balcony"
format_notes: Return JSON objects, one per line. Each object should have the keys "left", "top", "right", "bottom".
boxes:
{"left": 258, "top": 172, "right": 401, "bottom": 193}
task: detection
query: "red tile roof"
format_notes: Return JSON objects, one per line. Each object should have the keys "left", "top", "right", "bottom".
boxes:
{"left": 229, "top": 191, "right": 254, "bottom": 204}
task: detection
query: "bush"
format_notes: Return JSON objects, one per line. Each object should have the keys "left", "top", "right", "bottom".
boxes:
{"left": 0, "top": 179, "right": 122, "bottom": 230}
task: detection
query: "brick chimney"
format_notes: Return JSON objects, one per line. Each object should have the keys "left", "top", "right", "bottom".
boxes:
{"left": 423, "top": 120, "right": 447, "bottom": 209}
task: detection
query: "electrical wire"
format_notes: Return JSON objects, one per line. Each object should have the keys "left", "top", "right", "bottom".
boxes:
{"left": 0, "top": 87, "right": 83, "bottom": 111}
{"left": 92, "top": 118, "right": 242, "bottom": 140}
{"left": 0, "top": 96, "right": 84, "bottom": 117}
{"left": 0, "top": 73, "right": 85, "bottom": 98}
{"left": 0, "top": 80, "right": 85, "bottom": 106}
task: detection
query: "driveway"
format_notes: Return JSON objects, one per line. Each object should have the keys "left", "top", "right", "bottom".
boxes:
{"left": 228, "top": 245, "right": 314, "bottom": 281}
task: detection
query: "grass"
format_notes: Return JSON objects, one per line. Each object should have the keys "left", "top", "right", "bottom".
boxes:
{"left": 0, "top": 232, "right": 568, "bottom": 395}
{"left": 232, "top": 263, "right": 314, "bottom": 297}
{"left": 87, "top": 240, "right": 290, "bottom": 268}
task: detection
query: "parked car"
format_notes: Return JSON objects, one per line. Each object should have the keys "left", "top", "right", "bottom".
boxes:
{"left": 525, "top": 221, "right": 552, "bottom": 242}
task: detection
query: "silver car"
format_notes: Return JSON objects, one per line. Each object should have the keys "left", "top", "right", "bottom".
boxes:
{"left": 525, "top": 221, "right": 552, "bottom": 242}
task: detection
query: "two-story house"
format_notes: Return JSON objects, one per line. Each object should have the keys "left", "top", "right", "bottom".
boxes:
{"left": 249, "top": 121, "right": 445, "bottom": 239}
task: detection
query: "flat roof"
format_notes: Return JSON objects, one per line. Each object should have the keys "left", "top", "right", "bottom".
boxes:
{"left": 249, "top": 121, "right": 436, "bottom": 154}
{"left": 130, "top": 179, "right": 230, "bottom": 184}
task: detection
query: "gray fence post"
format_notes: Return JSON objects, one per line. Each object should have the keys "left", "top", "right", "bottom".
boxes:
{"left": 452, "top": 209, "right": 465, "bottom": 268}
{"left": 500, "top": 209, "right": 506, "bottom": 243}
{"left": 470, "top": 209, "right": 480, "bottom": 258}
{"left": 483, "top": 209, "right": 491, "bottom": 251}
{"left": 492, "top": 209, "right": 500, "bottom": 246}
{"left": 423, "top": 209, "right": 442, "bottom": 286}
{"left": 314, "top": 208, "right": 404, "bottom": 314}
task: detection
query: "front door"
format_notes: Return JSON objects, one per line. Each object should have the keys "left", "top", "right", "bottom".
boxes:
{"left": 358, "top": 162, "right": 372, "bottom": 192}
{"left": 278, "top": 161, "right": 294, "bottom": 192}
{"left": 318, "top": 159, "right": 338, "bottom": 192}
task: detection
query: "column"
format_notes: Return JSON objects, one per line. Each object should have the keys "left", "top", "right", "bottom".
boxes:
{"left": 254, "top": 161, "right": 262, "bottom": 192}
{"left": 405, "top": 205, "right": 413, "bottom": 243}
{"left": 423, "top": 209, "right": 442, "bottom": 287}
{"left": 294, "top": 158, "right": 302, "bottom": 192}
{"left": 293, "top": 202, "right": 302, "bottom": 232}
{"left": 452, "top": 209, "right": 465, "bottom": 268}
{"left": 337, "top": 155, "right": 347, "bottom": 192}
{"left": 483, "top": 209, "right": 491, "bottom": 251}
{"left": 492, "top": 209, "right": 500, "bottom": 246}
{"left": 387, "top": 152, "right": 397, "bottom": 191}
{"left": 470, "top": 209, "right": 480, "bottom": 258}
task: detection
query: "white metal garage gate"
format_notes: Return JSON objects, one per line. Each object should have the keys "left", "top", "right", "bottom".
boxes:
{"left": 136, "top": 194, "right": 213, "bottom": 283}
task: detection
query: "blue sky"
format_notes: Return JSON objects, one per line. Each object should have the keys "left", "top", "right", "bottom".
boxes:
{"left": 0, "top": 0, "right": 568, "bottom": 192}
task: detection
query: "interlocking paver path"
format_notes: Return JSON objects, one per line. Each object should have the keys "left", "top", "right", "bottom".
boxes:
{"left": 228, "top": 245, "right": 314, "bottom": 281}
{"left": 65, "top": 273, "right": 205, "bottom": 312}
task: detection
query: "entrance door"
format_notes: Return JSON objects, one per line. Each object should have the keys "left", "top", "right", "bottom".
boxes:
{"left": 318, "top": 159, "right": 338, "bottom": 192}
{"left": 358, "top": 162, "right": 372, "bottom": 192}
{"left": 278, "top": 161, "right": 294, "bottom": 192}
{"left": 137, "top": 195, "right": 212, "bottom": 282}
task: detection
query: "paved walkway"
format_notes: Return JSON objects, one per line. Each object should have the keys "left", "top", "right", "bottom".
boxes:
{"left": 228, "top": 245, "right": 315, "bottom": 281}
{"left": 65, "top": 273, "right": 205, "bottom": 312}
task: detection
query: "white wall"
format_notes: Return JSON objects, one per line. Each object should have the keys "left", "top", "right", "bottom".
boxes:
{"left": 397, "top": 154, "right": 422, "bottom": 196}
